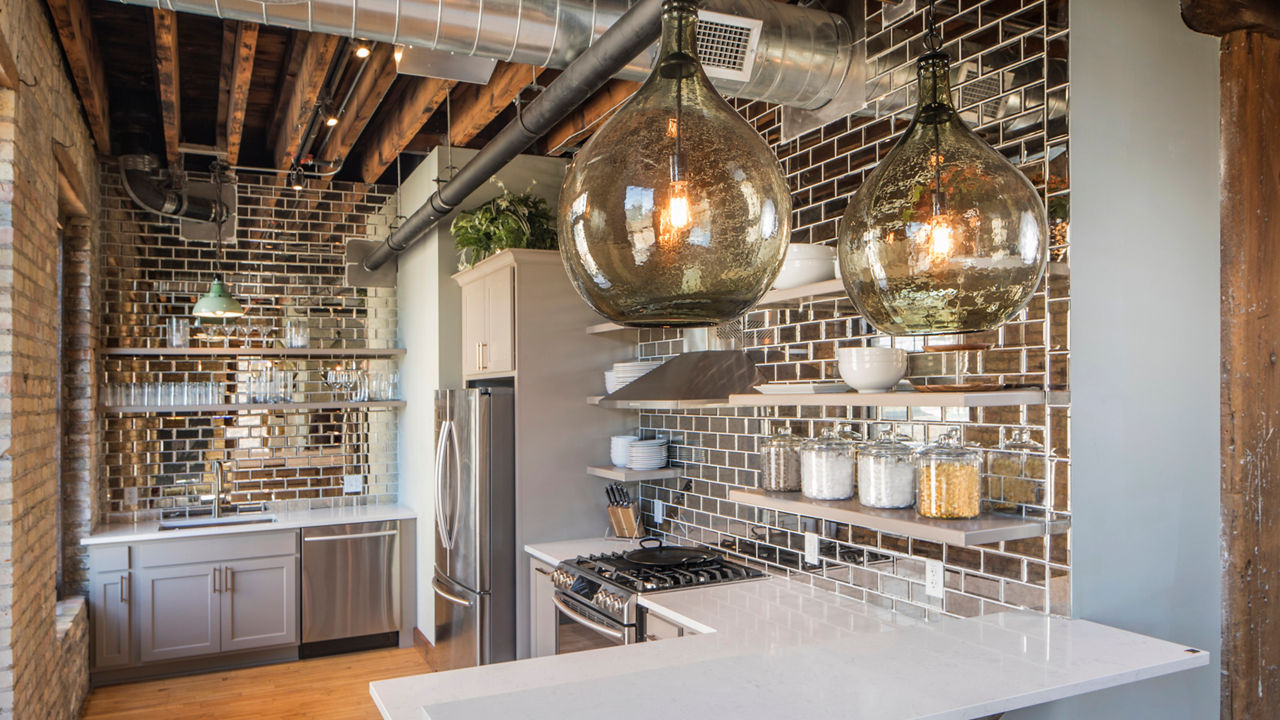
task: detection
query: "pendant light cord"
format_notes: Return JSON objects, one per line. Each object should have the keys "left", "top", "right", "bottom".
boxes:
{"left": 924, "top": 0, "right": 944, "bottom": 216}
{"left": 212, "top": 162, "right": 228, "bottom": 282}
{"left": 924, "top": 0, "right": 941, "bottom": 53}
{"left": 672, "top": 7, "right": 686, "bottom": 183}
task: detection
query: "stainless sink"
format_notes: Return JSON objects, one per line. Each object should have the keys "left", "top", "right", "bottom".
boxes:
{"left": 158, "top": 514, "right": 278, "bottom": 531}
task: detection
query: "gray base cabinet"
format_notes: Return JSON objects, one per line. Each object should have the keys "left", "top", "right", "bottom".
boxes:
{"left": 138, "top": 561, "right": 222, "bottom": 662}
{"left": 89, "top": 545, "right": 133, "bottom": 669}
{"left": 529, "top": 558, "right": 556, "bottom": 658}
{"left": 221, "top": 555, "right": 298, "bottom": 652}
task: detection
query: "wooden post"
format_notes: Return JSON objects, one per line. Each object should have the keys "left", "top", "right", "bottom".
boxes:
{"left": 1219, "top": 28, "right": 1280, "bottom": 720}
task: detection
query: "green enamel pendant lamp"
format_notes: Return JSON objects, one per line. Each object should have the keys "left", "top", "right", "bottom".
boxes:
{"left": 194, "top": 166, "right": 244, "bottom": 319}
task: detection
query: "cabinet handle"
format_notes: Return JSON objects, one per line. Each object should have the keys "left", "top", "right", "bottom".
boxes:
{"left": 475, "top": 343, "right": 483, "bottom": 371}
{"left": 212, "top": 568, "right": 220, "bottom": 594}
{"left": 119, "top": 574, "right": 128, "bottom": 604}
{"left": 534, "top": 567, "right": 551, "bottom": 576}
{"left": 225, "top": 566, "right": 234, "bottom": 593}
{"left": 480, "top": 343, "right": 487, "bottom": 370}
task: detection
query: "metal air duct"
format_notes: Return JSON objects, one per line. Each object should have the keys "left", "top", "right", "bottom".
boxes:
{"left": 112, "top": 0, "right": 855, "bottom": 110}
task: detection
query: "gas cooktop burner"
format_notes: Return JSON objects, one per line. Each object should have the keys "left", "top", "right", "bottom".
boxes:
{"left": 566, "top": 550, "right": 765, "bottom": 593}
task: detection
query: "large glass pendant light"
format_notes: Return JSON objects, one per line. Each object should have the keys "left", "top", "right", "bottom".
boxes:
{"left": 558, "top": 0, "right": 791, "bottom": 328}
{"left": 836, "top": 0, "right": 1046, "bottom": 335}
{"left": 193, "top": 165, "right": 244, "bottom": 319}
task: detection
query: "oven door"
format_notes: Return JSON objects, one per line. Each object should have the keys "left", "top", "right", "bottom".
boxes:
{"left": 553, "top": 592, "right": 631, "bottom": 654}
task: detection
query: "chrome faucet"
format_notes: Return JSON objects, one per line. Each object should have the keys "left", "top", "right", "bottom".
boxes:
{"left": 212, "top": 461, "right": 229, "bottom": 518}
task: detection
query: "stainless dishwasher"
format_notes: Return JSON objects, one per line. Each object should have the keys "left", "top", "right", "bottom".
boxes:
{"left": 301, "top": 521, "right": 400, "bottom": 644}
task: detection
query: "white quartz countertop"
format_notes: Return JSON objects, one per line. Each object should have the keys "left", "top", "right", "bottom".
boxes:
{"left": 81, "top": 504, "right": 417, "bottom": 545}
{"left": 370, "top": 539, "right": 1208, "bottom": 720}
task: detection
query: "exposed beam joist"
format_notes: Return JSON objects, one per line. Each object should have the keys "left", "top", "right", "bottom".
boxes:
{"left": 273, "top": 32, "right": 341, "bottom": 169}
{"left": 359, "top": 77, "right": 456, "bottom": 184}
{"left": 151, "top": 8, "right": 182, "bottom": 168}
{"left": 1183, "top": 0, "right": 1280, "bottom": 38}
{"left": 448, "top": 62, "right": 546, "bottom": 146}
{"left": 0, "top": 29, "right": 16, "bottom": 90}
{"left": 46, "top": 0, "right": 111, "bottom": 152}
{"left": 542, "top": 80, "right": 640, "bottom": 155}
{"left": 314, "top": 42, "right": 398, "bottom": 185}
{"left": 217, "top": 21, "right": 259, "bottom": 165}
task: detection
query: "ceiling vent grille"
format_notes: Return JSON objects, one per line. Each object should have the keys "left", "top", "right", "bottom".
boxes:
{"left": 696, "top": 10, "right": 762, "bottom": 84}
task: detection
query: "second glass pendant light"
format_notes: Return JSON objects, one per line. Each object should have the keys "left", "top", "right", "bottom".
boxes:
{"left": 558, "top": 0, "right": 792, "bottom": 328}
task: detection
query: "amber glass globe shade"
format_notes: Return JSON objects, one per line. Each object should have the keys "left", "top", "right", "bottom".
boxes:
{"left": 557, "top": 0, "right": 792, "bottom": 328}
{"left": 837, "top": 52, "right": 1047, "bottom": 335}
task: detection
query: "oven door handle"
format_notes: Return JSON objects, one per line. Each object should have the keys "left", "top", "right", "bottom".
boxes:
{"left": 552, "top": 594, "right": 624, "bottom": 641}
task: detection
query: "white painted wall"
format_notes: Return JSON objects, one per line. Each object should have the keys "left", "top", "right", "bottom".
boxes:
{"left": 1008, "top": 1, "right": 1221, "bottom": 717}
{"left": 386, "top": 149, "right": 568, "bottom": 642}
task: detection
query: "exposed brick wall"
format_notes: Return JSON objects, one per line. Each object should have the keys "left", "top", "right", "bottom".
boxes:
{"left": 0, "top": 0, "right": 101, "bottom": 715}
{"left": 61, "top": 218, "right": 100, "bottom": 595}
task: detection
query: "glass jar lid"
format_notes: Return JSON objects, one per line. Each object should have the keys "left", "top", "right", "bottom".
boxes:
{"left": 861, "top": 429, "right": 915, "bottom": 458}
{"left": 762, "top": 422, "right": 804, "bottom": 450}
{"left": 1002, "top": 429, "right": 1043, "bottom": 452}
{"left": 803, "top": 426, "right": 858, "bottom": 453}
{"left": 835, "top": 423, "right": 864, "bottom": 443}
{"left": 920, "top": 429, "right": 979, "bottom": 461}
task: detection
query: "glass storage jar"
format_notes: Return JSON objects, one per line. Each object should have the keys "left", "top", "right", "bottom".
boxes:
{"left": 988, "top": 429, "right": 1046, "bottom": 512}
{"left": 858, "top": 429, "right": 917, "bottom": 509}
{"left": 800, "top": 427, "right": 857, "bottom": 500}
{"left": 917, "top": 430, "right": 982, "bottom": 518}
{"left": 759, "top": 423, "right": 803, "bottom": 492}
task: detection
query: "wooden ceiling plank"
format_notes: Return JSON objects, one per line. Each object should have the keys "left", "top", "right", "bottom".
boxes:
{"left": 448, "top": 61, "right": 546, "bottom": 146}
{"left": 1182, "top": 0, "right": 1280, "bottom": 38}
{"left": 273, "top": 33, "right": 341, "bottom": 169}
{"left": 225, "top": 22, "right": 259, "bottom": 165}
{"left": 359, "top": 76, "right": 456, "bottom": 184}
{"left": 542, "top": 80, "right": 640, "bottom": 155}
{"left": 151, "top": 8, "right": 182, "bottom": 168}
{"left": 46, "top": 0, "right": 112, "bottom": 152}
{"left": 216, "top": 22, "right": 237, "bottom": 151}
{"left": 315, "top": 42, "right": 397, "bottom": 184}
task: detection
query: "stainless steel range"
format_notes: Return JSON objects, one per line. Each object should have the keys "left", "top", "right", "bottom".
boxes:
{"left": 548, "top": 542, "right": 765, "bottom": 653}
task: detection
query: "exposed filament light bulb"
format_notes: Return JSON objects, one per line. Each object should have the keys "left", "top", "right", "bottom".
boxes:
{"left": 667, "top": 180, "right": 691, "bottom": 230}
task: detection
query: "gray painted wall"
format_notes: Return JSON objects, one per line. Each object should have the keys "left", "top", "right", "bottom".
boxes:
{"left": 1009, "top": 0, "right": 1221, "bottom": 717}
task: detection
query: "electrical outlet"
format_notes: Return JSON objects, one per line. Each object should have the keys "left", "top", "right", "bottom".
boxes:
{"left": 925, "top": 559, "right": 945, "bottom": 598}
{"left": 343, "top": 474, "right": 363, "bottom": 494}
{"left": 804, "top": 531, "right": 820, "bottom": 566}
{"left": 123, "top": 487, "right": 138, "bottom": 508}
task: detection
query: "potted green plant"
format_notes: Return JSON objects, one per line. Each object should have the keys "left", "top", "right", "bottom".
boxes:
{"left": 450, "top": 187, "right": 558, "bottom": 270}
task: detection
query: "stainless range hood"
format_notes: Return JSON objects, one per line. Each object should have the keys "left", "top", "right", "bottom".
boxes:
{"left": 597, "top": 326, "right": 763, "bottom": 410}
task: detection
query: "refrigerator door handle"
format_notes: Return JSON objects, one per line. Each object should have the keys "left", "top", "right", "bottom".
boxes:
{"left": 433, "top": 577, "right": 474, "bottom": 608}
{"left": 446, "top": 417, "right": 463, "bottom": 551}
{"left": 435, "top": 419, "right": 454, "bottom": 551}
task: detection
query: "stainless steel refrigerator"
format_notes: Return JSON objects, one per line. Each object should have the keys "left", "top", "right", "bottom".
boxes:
{"left": 428, "top": 386, "right": 517, "bottom": 671}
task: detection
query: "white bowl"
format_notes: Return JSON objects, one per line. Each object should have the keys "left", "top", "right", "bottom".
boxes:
{"left": 773, "top": 245, "right": 837, "bottom": 290}
{"left": 837, "top": 347, "right": 908, "bottom": 393}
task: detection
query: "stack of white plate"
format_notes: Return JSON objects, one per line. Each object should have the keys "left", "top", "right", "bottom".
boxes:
{"left": 610, "top": 435, "right": 638, "bottom": 467}
{"left": 628, "top": 438, "right": 669, "bottom": 471}
{"left": 604, "top": 360, "right": 663, "bottom": 394}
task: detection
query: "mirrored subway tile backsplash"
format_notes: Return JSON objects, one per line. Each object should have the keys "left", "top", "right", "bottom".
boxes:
{"left": 99, "top": 169, "right": 400, "bottom": 522}
{"left": 633, "top": 0, "right": 1070, "bottom": 620}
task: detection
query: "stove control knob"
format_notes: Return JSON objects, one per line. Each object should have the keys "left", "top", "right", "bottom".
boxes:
{"left": 550, "top": 570, "right": 573, "bottom": 590}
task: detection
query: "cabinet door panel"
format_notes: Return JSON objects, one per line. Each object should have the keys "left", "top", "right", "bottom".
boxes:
{"left": 221, "top": 555, "right": 298, "bottom": 652}
{"left": 530, "top": 559, "right": 556, "bottom": 658}
{"left": 461, "top": 279, "right": 487, "bottom": 377}
{"left": 138, "top": 562, "right": 220, "bottom": 662}
{"left": 92, "top": 571, "right": 131, "bottom": 668}
{"left": 484, "top": 268, "right": 515, "bottom": 374}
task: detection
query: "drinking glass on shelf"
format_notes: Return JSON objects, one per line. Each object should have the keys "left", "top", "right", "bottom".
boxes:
{"left": 167, "top": 318, "right": 189, "bottom": 348}
{"left": 285, "top": 319, "right": 310, "bottom": 349}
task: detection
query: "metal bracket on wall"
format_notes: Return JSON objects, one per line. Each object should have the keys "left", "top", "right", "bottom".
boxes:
{"left": 345, "top": 239, "right": 397, "bottom": 288}
{"left": 180, "top": 179, "right": 237, "bottom": 242}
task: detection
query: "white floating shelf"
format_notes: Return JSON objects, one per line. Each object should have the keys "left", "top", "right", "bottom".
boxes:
{"left": 587, "top": 465, "right": 682, "bottom": 482}
{"left": 729, "top": 488, "right": 1067, "bottom": 546}
{"left": 757, "top": 278, "right": 846, "bottom": 307}
{"left": 728, "top": 389, "right": 1066, "bottom": 408}
{"left": 585, "top": 321, "right": 629, "bottom": 335}
{"left": 103, "top": 400, "right": 406, "bottom": 414}
{"left": 102, "top": 347, "right": 406, "bottom": 358}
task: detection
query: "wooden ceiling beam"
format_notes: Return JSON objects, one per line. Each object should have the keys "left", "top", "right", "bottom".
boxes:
{"left": 542, "top": 80, "right": 640, "bottom": 156}
{"left": 358, "top": 76, "right": 456, "bottom": 184}
{"left": 216, "top": 21, "right": 259, "bottom": 165}
{"left": 272, "top": 32, "right": 341, "bottom": 169}
{"left": 448, "top": 62, "right": 546, "bottom": 146}
{"left": 314, "top": 42, "right": 398, "bottom": 184}
{"left": 46, "top": 0, "right": 111, "bottom": 152}
{"left": 151, "top": 9, "right": 182, "bottom": 168}
{"left": 1183, "top": 0, "right": 1280, "bottom": 38}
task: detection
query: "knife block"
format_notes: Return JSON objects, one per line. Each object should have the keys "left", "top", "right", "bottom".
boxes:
{"left": 607, "top": 505, "right": 643, "bottom": 538}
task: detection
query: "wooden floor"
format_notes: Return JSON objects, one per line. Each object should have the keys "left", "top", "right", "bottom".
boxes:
{"left": 80, "top": 647, "right": 433, "bottom": 720}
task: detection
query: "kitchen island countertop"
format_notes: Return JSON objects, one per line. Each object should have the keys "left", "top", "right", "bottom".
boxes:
{"left": 370, "top": 538, "right": 1208, "bottom": 720}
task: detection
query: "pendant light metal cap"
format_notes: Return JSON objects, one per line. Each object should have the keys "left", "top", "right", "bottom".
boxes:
{"left": 193, "top": 278, "right": 245, "bottom": 318}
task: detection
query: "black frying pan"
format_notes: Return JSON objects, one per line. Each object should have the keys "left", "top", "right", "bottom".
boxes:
{"left": 624, "top": 538, "right": 718, "bottom": 566}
